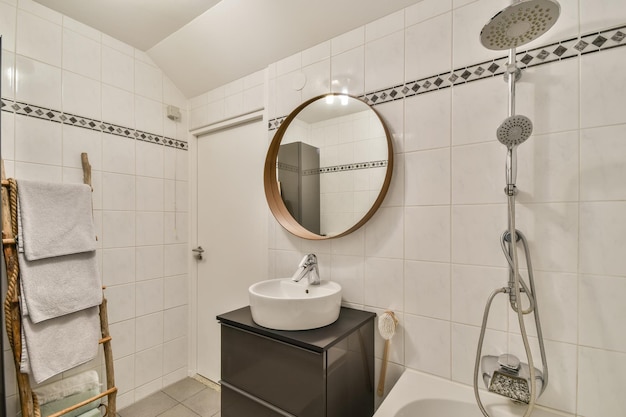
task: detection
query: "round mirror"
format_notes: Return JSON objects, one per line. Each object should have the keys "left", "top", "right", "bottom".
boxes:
{"left": 264, "top": 93, "right": 394, "bottom": 240}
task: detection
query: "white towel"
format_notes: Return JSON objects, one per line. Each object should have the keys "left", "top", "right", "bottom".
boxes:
{"left": 18, "top": 251, "right": 102, "bottom": 323}
{"left": 33, "top": 370, "right": 100, "bottom": 404}
{"left": 17, "top": 180, "right": 97, "bottom": 261}
{"left": 20, "top": 307, "right": 101, "bottom": 384}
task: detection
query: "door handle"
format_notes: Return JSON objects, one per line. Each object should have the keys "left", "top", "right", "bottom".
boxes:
{"left": 192, "top": 246, "right": 205, "bottom": 260}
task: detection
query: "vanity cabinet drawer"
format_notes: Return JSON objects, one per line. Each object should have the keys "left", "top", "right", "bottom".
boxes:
{"left": 221, "top": 324, "right": 324, "bottom": 417}
{"left": 221, "top": 384, "right": 290, "bottom": 417}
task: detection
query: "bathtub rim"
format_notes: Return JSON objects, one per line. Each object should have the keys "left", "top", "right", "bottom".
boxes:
{"left": 373, "top": 368, "right": 574, "bottom": 417}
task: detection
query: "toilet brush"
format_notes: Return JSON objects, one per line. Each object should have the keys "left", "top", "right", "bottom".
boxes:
{"left": 377, "top": 311, "right": 398, "bottom": 396}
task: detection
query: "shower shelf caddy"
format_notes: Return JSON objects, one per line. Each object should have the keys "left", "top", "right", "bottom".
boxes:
{"left": 1, "top": 154, "right": 117, "bottom": 417}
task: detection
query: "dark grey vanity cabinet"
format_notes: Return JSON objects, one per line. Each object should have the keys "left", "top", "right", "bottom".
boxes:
{"left": 217, "top": 306, "right": 375, "bottom": 417}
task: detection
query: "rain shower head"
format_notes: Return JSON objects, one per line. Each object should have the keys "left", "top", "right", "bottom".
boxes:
{"left": 497, "top": 115, "right": 533, "bottom": 148}
{"left": 480, "top": 0, "right": 561, "bottom": 51}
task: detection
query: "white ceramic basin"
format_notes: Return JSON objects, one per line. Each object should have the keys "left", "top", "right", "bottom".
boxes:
{"left": 248, "top": 278, "right": 342, "bottom": 331}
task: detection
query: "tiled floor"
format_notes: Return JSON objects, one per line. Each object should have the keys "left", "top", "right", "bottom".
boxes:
{"left": 117, "top": 378, "right": 221, "bottom": 417}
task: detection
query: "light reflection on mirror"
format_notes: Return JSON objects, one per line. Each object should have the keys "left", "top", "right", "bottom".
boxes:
{"left": 266, "top": 94, "right": 393, "bottom": 239}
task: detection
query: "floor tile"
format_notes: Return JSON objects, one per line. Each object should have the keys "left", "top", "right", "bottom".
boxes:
{"left": 118, "top": 391, "right": 178, "bottom": 417}
{"left": 119, "top": 378, "right": 221, "bottom": 417}
{"left": 157, "top": 403, "right": 201, "bottom": 417}
{"left": 117, "top": 378, "right": 221, "bottom": 417}
{"left": 182, "top": 388, "right": 221, "bottom": 417}
{"left": 162, "top": 378, "right": 207, "bottom": 402}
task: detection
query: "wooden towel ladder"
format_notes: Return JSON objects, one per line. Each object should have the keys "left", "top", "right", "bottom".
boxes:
{"left": 1, "top": 154, "right": 117, "bottom": 417}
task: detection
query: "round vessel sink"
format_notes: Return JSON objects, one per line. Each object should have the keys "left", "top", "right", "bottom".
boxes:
{"left": 248, "top": 278, "right": 342, "bottom": 331}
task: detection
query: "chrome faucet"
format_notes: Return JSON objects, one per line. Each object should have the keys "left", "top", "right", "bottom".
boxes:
{"left": 291, "top": 254, "right": 320, "bottom": 285}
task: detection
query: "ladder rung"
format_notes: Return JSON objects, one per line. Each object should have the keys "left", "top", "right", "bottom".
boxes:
{"left": 45, "top": 387, "right": 118, "bottom": 417}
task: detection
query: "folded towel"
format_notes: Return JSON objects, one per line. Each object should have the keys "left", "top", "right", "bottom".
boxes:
{"left": 34, "top": 370, "right": 100, "bottom": 404}
{"left": 19, "top": 251, "right": 102, "bottom": 323}
{"left": 17, "top": 180, "right": 97, "bottom": 261}
{"left": 21, "top": 307, "right": 101, "bottom": 384}
{"left": 39, "top": 387, "right": 101, "bottom": 417}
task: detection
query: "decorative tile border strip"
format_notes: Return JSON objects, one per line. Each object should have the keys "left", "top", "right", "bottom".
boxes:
{"left": 0, "top": 98, "right": 188, "bottom": 150}
{"left": 268, "top": 116, "right": 287, "bottom": 131}
{"left": 277, "top": 161, "right": 299, "bottom": 173}
{"left": 363, "top": 24, "right": 626, "bottom": 105}
{"left": 304, "top": 160, "right": 388, "bottom": 176}
{"left": 277, "top": 159, "right": 387, "bottom": 176}
{"left": 3, "top": 24, "right": 623, "bottom": 140}
{"left": 268, "top": 24, "right": 626, "bottom": 130}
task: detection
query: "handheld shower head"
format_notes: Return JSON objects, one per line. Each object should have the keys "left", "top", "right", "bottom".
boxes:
{"left": 497, "top": 115, "right": 533, "bottom": 148}
{"left": 480, "top": 0, "right": 561, "bottom": 51}
{"left": 497, "top": 115, "right": 533, "bottom": 194}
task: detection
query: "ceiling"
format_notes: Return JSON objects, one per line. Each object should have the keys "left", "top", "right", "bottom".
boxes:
{"left": 34, "top": 0, "right": 422, "bottom": 98}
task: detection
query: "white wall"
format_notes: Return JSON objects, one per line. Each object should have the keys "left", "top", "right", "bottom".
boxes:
{"left": 190, "top": 0, "right": 626, "bottom": 416}
{"left": 1, "top": 0, "right": 190, "bottom": 413}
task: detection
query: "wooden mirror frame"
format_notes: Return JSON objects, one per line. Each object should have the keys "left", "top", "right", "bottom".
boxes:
{"left": 264, "top": 93, "right": 394, "bottom": 240}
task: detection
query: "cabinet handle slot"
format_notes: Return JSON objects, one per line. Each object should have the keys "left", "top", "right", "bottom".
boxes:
{"left": 220, "top": 381, "right": 296, "bottom": 417}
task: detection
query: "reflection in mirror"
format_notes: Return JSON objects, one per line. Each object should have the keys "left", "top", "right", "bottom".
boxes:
{"left": 265, "top": 94, "right": 393, "bottom": 240}
{"left": 277, "top": 141, "right": 321, "bottom": 233}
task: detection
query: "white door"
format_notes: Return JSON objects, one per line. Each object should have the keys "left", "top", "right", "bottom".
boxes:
{"left": 195, "top": 118, "right": 267, "bottom": 382}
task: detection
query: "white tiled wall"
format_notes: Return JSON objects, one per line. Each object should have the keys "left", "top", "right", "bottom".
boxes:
{"left": 3, "top": 0, "right": 626, "bottom": 415}
{"left": 1, "top": 0, "right": 190, "bottom": 414}
{"left": 188, "top": 69, "right": 264, "bottom": 130}
{"left": 190, "top": 0, "right": 626, "bottom": 416}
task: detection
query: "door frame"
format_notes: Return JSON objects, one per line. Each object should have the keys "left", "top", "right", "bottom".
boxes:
{"left": 187, "top": 108, "right": 265, "bottom": 377}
